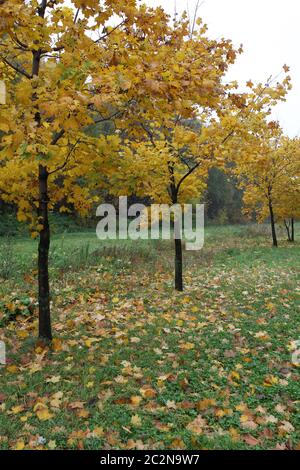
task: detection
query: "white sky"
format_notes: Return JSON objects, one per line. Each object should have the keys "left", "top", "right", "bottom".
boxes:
{"left": 145, "top": 0, "right": 300, "bottom": 137}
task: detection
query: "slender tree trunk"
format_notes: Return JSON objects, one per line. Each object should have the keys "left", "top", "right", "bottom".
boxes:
{"left": 174, "top": 236, "right": 183, "bottom": 291}
{"left": 284, "top": 219, "right": 292, "bottom": 242}
{"left": 268, "top": 200, "right": 278, "bottom": 247}
{"left": 291, "top": 217, "right": 295, "bottom": 242}
{"left": 170, "top": 181, "right": 183, "bottom": 291}
{"left": 38, "top": 164, "right": 52, "bottom": 340}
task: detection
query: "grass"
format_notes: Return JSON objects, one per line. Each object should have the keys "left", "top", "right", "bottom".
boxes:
{"left": 0, "top": 223, "right": 299, "bottom": 450}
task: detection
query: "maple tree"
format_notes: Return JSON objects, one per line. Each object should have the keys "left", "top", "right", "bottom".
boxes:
{"left": 236, "top": 128, "right": 299, "bottom": 247}
{"left": 0, "top": 0, "right": 186, "bottom": 339}
{"left": 115, "top": 61, "right": 292, "bottom": 289}
{"left": 274, "top": 140, "right": 300, "bottom": 242}
{"left": 110, "top": 14, "right": 245, "bottom": 291}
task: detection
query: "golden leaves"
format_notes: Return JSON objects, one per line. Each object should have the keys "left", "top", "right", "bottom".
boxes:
{"left": 15, "top": 440, "right": 25, "bottom": 450}
{"left": 131, "top": 414, "right": 142, "bottom": 427}
{"left": 263, "top": 375, "right": 278, "bottom": 387}
{"left": 52, "top": 338, "right": 63, "bottom": 352}
{"left": 139, "top": 386, "right": 157, "bottom": 399}
{"left": 46, "top": 375, "right": 61, "bottom": 384}
{"left": 36, "top": 408, "right": 53, "bottom": 421}
{"left": 34, "top": 402, "right": 54, "bottom": 421}
{"left": 179, "top": 341, "right": 195, "bottom": 350}
{"left": 130, "top": 396, "right": 143, "bottom": 407}
{"left": 6, "top": 364, "right": 18, "bottom": 374}
{"left": 11, "top": 405, "right": 24, "bottom": 414}
{"left": 196, "top": 398, "right": 216, "bottom": 411}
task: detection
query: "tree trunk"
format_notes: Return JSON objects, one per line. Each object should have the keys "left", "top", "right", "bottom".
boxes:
{"left": 268, "top": 200, "right": 278, "bottom": 247}
{"left": 291, "top": 217, "right": 295, "bottom": 242}
{"left": 38, "top": 164, "right": 52, "bottom": 340}
{"left": 284, "top": 219, "right": 292, "bottom": 242}
{"left": 174, "top": 237, "right": 183, "bottom": 291}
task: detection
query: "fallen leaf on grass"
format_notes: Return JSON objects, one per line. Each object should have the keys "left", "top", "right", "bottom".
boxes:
{"left": 139, "top": 386, "right": 157, "bottom": 399}
{"left": 243, "top": 435, "right": 261, "bottom": 446}
{"left": 196, "top": 398, "right": 216, "bottom": 411}
{"left": 46, "top": 375, "right": 61, "bottom": 384}
{"left": 186, "top": 415, "right": 207, "bottom": 435}
{"left": 15, "top": 440, "right": 25, "bottom": 450}
{"left": 131, "top": 415, "right": 142, "bottom": 427}
{"left": 36, "top": 408, "right": 53, "bottom": 421}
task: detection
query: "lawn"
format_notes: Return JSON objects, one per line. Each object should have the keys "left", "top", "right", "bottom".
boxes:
{"left": 0, "top": 224, "right": 299, "bottom": 450}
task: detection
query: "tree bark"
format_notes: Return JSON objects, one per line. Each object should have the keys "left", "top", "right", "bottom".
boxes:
{"left": 291, "top": 217, "right": 295, "bottom": 242}
{"left": 174, "top": 236, "right": 183, "bottom": 291}
{"left": 268, "top": 200, "right": 278, "bottom": 247}
{"left": 38, "top": 164, "right": 52, "bottom": 340}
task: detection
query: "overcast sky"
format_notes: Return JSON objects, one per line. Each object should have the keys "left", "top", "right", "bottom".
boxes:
{"left": 145, "top": 0, "right": 299, "bottom": 137}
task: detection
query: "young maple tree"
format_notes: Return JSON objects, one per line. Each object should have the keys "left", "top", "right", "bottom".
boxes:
{"left": 272, "top": 138, "right": 300, "bottom": 242}
{"left": 237, "top": 129, "right": 299, "bottom": 247}
{"left": 110, "top": 13, "right": 243, "bottom": 290}
{"left": 113, "top": 26, "right": 292, "bottom": 290}
{"left": 0, "top": 0, "right": 180, "bottom": 340}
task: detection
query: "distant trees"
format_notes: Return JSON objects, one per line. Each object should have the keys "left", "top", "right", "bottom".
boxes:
{"left": 205, "top": 168, "right": 244, "bottom": 224}
{"left": 236, "top": 126, "right": 300, "bottom": 246}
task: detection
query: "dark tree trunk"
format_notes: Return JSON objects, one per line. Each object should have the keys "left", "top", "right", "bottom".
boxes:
{"left": 291, "top": 217, "right": 295, "bottom": 242}
{"left": 174, "top": 236, "right": 183, "bottom": 291}
{"left": 38, "top": 165, "right": 52, "bottom": 340}
{"left": 269, "top": 199, "right": 278, "bottom": 248}
{"left": 268, "top": 200, "right": 278, "bottom": 247}
{"left": 284, "top": 218, "right": 295, "bottom": 243}
{"left": 170, "top": 180, "right": 183, "bottom": 291}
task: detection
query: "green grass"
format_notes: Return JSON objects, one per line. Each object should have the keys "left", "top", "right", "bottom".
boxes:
{"left": 0, "top": 223, "right": 299, "bottom": 450}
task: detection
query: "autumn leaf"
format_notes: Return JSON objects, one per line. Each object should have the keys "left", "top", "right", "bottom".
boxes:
{"left": 36, "top": 408, "right": 53, "bottom": 421}
{"left": 46, "top": 375, "right": 61, "bottom": 384}
{"left": 15, "top": 440, "right": 25, "bottom": 450}
{"left": 186, "top": 415, "right": 207, "bottom": 435}
{"left": 48, "top": 440, "right": 57, "bottom": 450}
{"left": 196, "top": 398, "right": 216, "bottom": 411}
{"left": 243, "top": 435, "right": 260, "bottom": 446}
{"left": 131, "top": 415, "right": 142, "bottom": 427}
{"left": 139, "top": 386, "right": 157, "bottom": 399}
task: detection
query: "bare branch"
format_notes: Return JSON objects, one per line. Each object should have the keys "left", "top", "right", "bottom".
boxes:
{"left": 176, "top": 162, "right": 200, "bottom": 195}
{"left": 94, "top": 20, "right": 127, "bottom": 43}
{"left": 48, "top": 138, "right": 81, "bottom": 175}
{"left": 1, "top": 56, "right": 32, "bottom": 79}
{"left": 37, "top": 0, "right": 47, "bottom": 18}
{"left": 93, "top": 109, "right": 123, "bottom": 124}
{"left": 140, "top": 123, "right": 157, "bottom": 148}
{"left": 9, "top": 33, "right": 29, "bottom": 51}
{"left": 74, "top": 8, "right": 80, "bottom": 24}
{"left": 51, "top": 129, "right": 65, "bottom": 146}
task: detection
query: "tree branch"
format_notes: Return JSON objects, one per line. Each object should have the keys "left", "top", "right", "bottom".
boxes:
{"left": 140, "top": 123, "right": 157, "bottom": 148}
{"left": 94, "top": 20, "right": 127, "bottom": 43}
{"left": 1, "top": 56, "right": 32, "bottom": 79}
{"left": 93, "top": 109, "right": 123, "bottom": 124}
{"left": 48, "top": 138, "right": 80, "bottom": 175}
{"left": 51, "top": 129, "right": 65, "bottom": 146}
{"left": 176, "top": 162, "right": 200, "bottom": 195}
